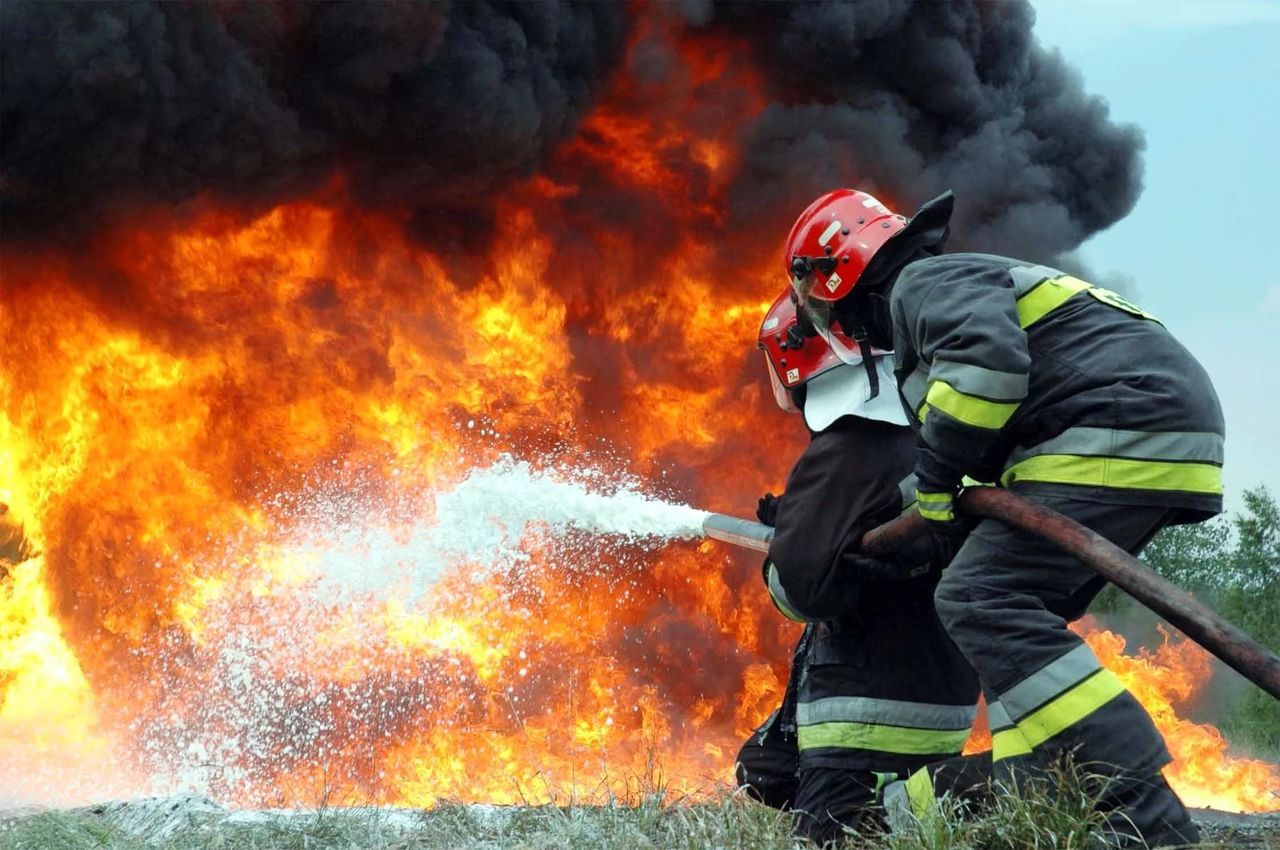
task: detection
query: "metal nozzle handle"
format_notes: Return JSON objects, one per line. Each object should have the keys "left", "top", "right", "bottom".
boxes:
{"left": 701, "top": 513, "right": 773, "bottom": 553}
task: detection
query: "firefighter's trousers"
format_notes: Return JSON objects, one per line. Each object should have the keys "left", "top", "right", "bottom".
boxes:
{"left": 933, "top": 494, "right": 1199, "bottom": 846}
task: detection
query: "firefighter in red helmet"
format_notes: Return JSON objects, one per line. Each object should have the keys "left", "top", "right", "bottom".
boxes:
{"left": 782, "top": 188, "right": 1223, "bottom": 847}
{"left": 735, "top": 291, "right": 983, "bottom": 844}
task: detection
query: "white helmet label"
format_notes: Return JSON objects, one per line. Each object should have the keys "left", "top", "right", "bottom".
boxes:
{"left": 818, "top": 220, "right": 842, "bottom": 247}
{"left": 785, "top": 368, "right": 800, "bottom": 383}
{"left": 825, "top": 271, "right": 842, "bottom": 293}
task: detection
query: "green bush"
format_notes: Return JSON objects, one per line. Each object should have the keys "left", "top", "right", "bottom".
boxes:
{"left": 1136, "top": 486, "right": 1280, "bottom": 760}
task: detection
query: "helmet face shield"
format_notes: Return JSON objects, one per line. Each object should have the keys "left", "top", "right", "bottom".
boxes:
{"left": 789, "top": 272, "right": 869, "bottom": 368}
{"left": 763, "top": 352, "right": 800, "bottom": 414}
{"left": 819, "top": 321, "right": 871, "bottom": 367}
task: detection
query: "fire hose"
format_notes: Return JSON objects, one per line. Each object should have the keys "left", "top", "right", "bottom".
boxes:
{"left": 701, "top": 488, "right": 1280, "bottom": 701}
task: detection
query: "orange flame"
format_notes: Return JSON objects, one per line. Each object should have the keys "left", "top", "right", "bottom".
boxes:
{"left": 0, "top": 11, "right": 1275, "bottom": 815}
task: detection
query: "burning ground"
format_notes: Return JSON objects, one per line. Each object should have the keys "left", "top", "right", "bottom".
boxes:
{"left": 1, "top": 0, "right": 1277, "bottom": 814}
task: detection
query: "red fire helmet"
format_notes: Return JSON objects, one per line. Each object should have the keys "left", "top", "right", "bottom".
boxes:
{"left": 784, "top": 189, "right": 907, "bottom": 304}
{"left": 757, "top": 289, "right": 846, "bottom": 413}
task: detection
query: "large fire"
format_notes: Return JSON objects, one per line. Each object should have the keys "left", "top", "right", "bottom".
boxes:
{"left": 1, "top": 17, "right": 1276, "bottom": 816}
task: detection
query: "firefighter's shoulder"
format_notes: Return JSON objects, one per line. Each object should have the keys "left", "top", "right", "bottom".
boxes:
{"left": 895, "top": 253, "right": 1013, "bottom": 300}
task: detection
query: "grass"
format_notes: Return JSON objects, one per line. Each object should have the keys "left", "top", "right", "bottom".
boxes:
{"left": 2, "top": 772, "right": 1277, "bottom": 850}
{"left": 0, "top": 796, "right": 800, "bottom": 850}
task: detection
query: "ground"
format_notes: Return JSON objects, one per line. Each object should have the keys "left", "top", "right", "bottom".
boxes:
{"left": 2, "top": 795, "right": 1278, "bottom": 850}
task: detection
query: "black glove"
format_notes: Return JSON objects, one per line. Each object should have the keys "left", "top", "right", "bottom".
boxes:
{"left": 913, "top": 442, "right": 970, "bottom": 542}
{"left": 841, "top": 551, "right": 932, "bottom": 582}
{"left": 756, "top": 492, "right": 781, "bottom": 527}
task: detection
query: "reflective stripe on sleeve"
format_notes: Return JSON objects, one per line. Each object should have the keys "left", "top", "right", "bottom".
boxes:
{"left": 765, "top": 563, "right": 806, "bottom": 622}
{"left": 924, "top": 380, "right": 1020, "bottom": 431}
{"left": 1015, "top": 274, "right": 1092, "bottom": 328}
{"left": 928, "top": 358, "right": 1028, "bottom": 403}
{"left": 916, "top": 490, "right": 955, "bottom": 523}
{"left": 1012, "top": 269, "right": 1161, "bottom": 329}
{"left": 1009, "top": 264, "right": 1064, "bottom": 295}
{"left": 900, "top": 365, "right": 930, "bottom": 421}
{"left": 898, "top": 473, "right": 919, "bottom": 513}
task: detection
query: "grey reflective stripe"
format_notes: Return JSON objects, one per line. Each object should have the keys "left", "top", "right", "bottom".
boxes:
{"left": 898, "top": 473, "right": 918, "bottom": 511}
{"left": 882, "top": 780, "right": 912, "bottom": 832}
{"left": 997, "top": 644, "right": 1102, "bottom": 721}
{"left": 900, "top": 365, "right": 929, "bottom": 417}
{"left": 987, "top": 700, "right": 1015, "bottom": 732}
{"left": 1007, "top": 427, "right": 1224, "bottom": 467}
{"left": 929, "top": 357, "right": 1028, "bottom": 403}
{"left": 1009, "top": 264, "right": 1064, "bottom": 295}
{"left": 797, "top": 696, "right": 977, "bottom": 731}
{"left": 766, "top": 563, "right": 806, "bottom": 621}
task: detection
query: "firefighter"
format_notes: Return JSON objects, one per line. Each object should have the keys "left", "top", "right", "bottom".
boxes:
{"left": 735, "top": 291, "right": 981, "bottom": 844}
{"left": 784, "top": 188, "right": 1222, "bottom": 847}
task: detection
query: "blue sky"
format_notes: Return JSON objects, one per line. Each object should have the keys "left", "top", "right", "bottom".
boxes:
{"left": 1031, "top": 0, "right": 1280, "bottom": 512}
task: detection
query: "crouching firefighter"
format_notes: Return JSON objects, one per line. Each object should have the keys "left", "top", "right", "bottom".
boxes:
{"left": 785, "top": 188, "right": 1223, "bottom": 847}
{"left": 734, "top": 291, "right": 983, "bottom": 845}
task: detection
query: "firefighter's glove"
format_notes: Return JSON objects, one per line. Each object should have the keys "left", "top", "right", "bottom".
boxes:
{"left": 913, "top": 443, "right": 968, "bottom": 539}
{"left": 756, "top": 492, "right": 781, "bottom": 527}
{"left": 841, "top": 551, "right": 932, "bottom": 582}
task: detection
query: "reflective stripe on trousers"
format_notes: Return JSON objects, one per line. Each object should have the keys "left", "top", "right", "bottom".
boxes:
{"left": 796, "top": 696, "right": 975, "bottom": 755}
{"left": 987, "top": 645, "right": 1128, "bottom": 762}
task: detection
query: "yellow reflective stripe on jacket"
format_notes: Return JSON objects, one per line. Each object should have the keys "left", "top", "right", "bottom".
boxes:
{"left": 797, "top": 722, "right": 971, "bottom": 755}
{"left": 1002, "top": 454, "right": 1224, "bottom": 495}
{"left": 905, "top": 767, "right": 936, "bottom": 818}
{"left": 924, "top": 380, "right": 1020, "bottom": 431}
{"left": 1007, "top": 427, "right": 1224, "bottom": 467}
{"left": 992, "top": 727, "right": 1034, "bottom": 762}
{"left": 1015, "top": 669, "right": 1127, "bottom": 749}
{"left": 915, "top": 491, "right": 954, "bottom": 523}
{"left": 1015, "top": 274, "right": 1091, "bottom": 328}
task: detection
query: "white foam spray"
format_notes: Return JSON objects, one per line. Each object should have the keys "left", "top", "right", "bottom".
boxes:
{"left": 264, "top": 454, "right": 710, "bottom": 603}
{"left": 431, "top": 455, "right": 711, "bottom": 567}
{"left": 104, "top": 454, "right": 714, "bottom": 805}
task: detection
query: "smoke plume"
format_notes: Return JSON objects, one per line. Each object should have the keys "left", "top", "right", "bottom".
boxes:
{"left": 2, "top": 0, "right": 1142, "bottom": 261}
{"left": 702, "top": 1, "right": 1145, "bottom": 260}
{"left": 0, "top": 1, "right": 630, "bottom": 244}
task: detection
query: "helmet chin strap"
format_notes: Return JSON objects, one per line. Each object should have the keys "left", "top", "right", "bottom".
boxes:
{"left": 832, "top": 295, "right": 886, "bottom": 401}
{"left": 848, "top": 322, "right": 880, "bottom": 400}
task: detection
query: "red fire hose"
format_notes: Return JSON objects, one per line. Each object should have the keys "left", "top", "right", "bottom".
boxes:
{"left": 701, "top": 489, "right": 1280, "bottom": 701}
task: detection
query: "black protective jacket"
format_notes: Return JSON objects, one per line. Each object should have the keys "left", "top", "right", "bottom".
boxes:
{"left": 765, "top": 416, "right": 979, "bottom": 773}
{"left": 892, "top": 253, "right": 1225, "bottom": 521}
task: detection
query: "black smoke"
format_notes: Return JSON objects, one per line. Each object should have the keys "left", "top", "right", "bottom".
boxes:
{"left": 0, "top": 1, "right": 630, "bottom": 245}
{"left": 702, "top": 0, "right": 1144, "bottom": 261}
{"left": 1, "top": 0, "right": 1142, "bottom": 262}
